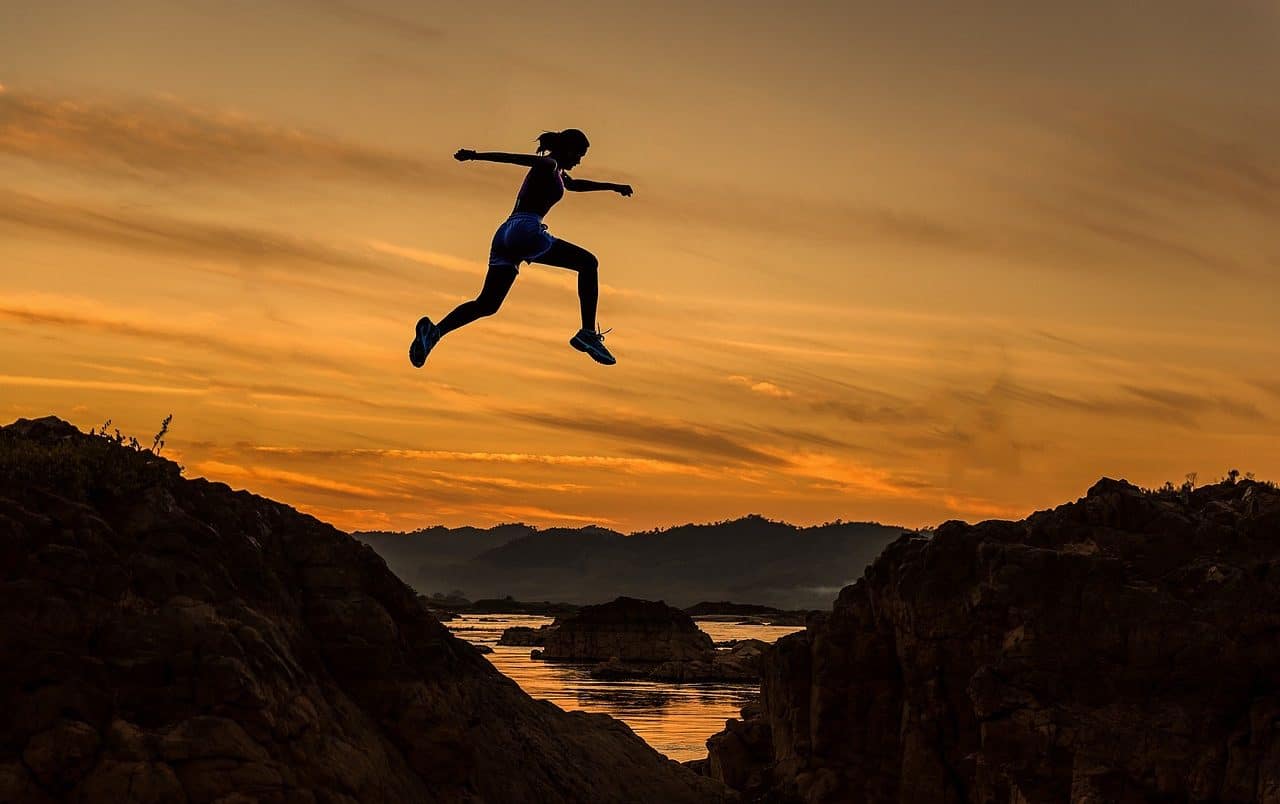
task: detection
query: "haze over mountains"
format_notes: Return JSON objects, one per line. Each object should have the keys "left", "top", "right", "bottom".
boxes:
{"left": 356, "top": 516, "right": 912, "bottom": 609}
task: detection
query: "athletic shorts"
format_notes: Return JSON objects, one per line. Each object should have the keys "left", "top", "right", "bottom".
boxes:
{"left": 488, "top": 212, "right": 556, "bottom": 271}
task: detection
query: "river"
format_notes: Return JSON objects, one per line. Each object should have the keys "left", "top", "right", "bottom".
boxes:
{"left": 445, "top": 614, "right": 803, "bottom": 762}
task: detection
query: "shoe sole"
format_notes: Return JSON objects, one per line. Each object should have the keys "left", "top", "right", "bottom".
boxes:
{"left": 409, "top": 316, "right": 435, "bottom": 368}
{"left": 570, "top": 335, "right": 616, "bottom": 366}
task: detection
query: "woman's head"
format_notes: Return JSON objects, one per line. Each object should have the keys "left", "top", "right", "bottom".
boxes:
{"left": 536, "top": 128, "right": 589, "bottom": 169}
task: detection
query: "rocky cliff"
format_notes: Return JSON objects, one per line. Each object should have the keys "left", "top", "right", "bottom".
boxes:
{"left": 706, "top": 477, "right": 1280, "bottom": 803}
{"left": 0, "top": 417, "right": 725, "bottom": 803}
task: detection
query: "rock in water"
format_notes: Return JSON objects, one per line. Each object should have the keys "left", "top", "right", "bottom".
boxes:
{"left": 0, "top": 417, "right": 725, "bottom": 803}
{"left": 498, "top": 624, "right": 557, "bottom": 646}
{"left": 541, "top": 597, "right": 715, "bottom": 662}
{"left": 705, "top": 476, "right": 1280, "bottom": 803}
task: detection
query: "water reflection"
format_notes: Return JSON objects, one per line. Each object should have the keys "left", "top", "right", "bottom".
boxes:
{"left": 445, "top": 614, "right": 803, "bottom": 761}
{"left": 574, "top": 688, "right": 674, "bottom": 710}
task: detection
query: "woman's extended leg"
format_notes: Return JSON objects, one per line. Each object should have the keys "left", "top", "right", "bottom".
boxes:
{"left": 437, "top": 264, "right": 519, "bottom": 336}
{"left": 530, "top": 238, "right": 598, "bottom": 331}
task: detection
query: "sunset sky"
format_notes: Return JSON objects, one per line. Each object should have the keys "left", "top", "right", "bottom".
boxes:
{"left": 2, "top": 1, "right": 1277, "bottom": 532}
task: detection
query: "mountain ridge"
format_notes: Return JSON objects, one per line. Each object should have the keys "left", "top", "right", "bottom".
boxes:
{"left": 358, "top": 516, "right": 911, "bottom": 609}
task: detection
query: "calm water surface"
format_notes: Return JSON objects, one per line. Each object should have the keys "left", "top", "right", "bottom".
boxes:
{"left": 446, "top": 615, "right": 803, "bottom": 761}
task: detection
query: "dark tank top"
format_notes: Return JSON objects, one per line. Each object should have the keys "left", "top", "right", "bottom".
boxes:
{"left": 512, "top": 162, "right": 565, "bottom": 217}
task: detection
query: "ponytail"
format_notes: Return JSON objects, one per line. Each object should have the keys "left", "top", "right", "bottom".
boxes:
{"left": 535, "top": 131, "right": 563, "bottom": 155}
{"left": 534, "top": 128, "right": 590, "bottom": 157}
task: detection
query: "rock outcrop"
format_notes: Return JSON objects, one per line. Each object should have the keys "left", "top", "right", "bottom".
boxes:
{"left": 0, "top": 417, "right": 725, "bottom": 803}
{"left": 542, "top": 597, "right": 715, "bottom": 663}
{"left": 537, "top": 598, "right": 771, "bottom": 683}
{"left": 498, "top": 624, "right": 557, "bottom": 647}
{"left": 595, "top": 640, "right": 770, "bottom": 683}
{"left": 705, "top": 477, "right": 1280, "bottom": 803}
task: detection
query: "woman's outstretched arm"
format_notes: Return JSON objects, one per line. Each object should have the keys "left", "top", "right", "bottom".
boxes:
{"left": 563, "top": 175, "right": 634, "bottom": 196}
{"left": 454, "top": 149, "right": 551, "bottom": 168}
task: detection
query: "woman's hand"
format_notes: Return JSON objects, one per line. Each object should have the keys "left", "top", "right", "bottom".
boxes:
{"left": 454, "top": 148, "right": 477, "bottom": 162}
{"left": 616, "top": 184, "right": 634, "bottom": 197}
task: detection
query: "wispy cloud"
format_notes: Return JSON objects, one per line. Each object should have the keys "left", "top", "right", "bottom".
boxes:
{"left": 0, "top": 296, "right": 363, "bottom": 377}
{"left": 1066, "top": 105, "right": 1280, "bottom": 216}
{"left": 248, "top": 444, "right": 709, "bottom": 476}
{"left": 781, "top": 451, "right": 927, "bottom": 499}
{"left": 194, "top": 460, "right": 398, "bottom": 500}
{"left": 635, "top": 178, "right": 994, "bottom": 255}
{"left": 1252, "top": 379, "right": 1280, "bottom": 400}
{"left": 942, "top": 493, "right": 1026, "bottom": 521}
{"left": 0, "top": 191, "right": 406, "bottom": 281}
{"left": 750, "top": 425, "right": 859, "bottom": 452}
{"left": 640, "top": 100, "right": 1278, "bottom": 277}
{"left": 1120, "top": 384, "right": 1267, "bottom": 422}
{"left": 728, "top": 374, "right": 793, "bottom": 398}
{"left": 0, "top": 373, "right": 203, "bottom": 396}
{"left": 484, "top": 505, "right": 615, "bottom": 526}
{"left": 370, "top": 238, "right": 635, "bottom": 299}
{"left": 303, "top": 0, "right": 445, "bottom": 42}
{"left": 0, "top": 87, "right": 466, "bottom": 188}
{"left": 811, "top": 397, "right": 927, "bottom": 425}
{"left": 998, "top": 102, "right": 1279, "bottom": 279}
{"left": 510, "top": 409, "right": 790, "bottom": 468}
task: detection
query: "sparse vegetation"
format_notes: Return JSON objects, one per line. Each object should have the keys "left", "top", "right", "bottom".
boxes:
{"left": 1142, "top": 469, "right": 1276, "bottom": 499}
{"left": 152, "top": 413, "right": 173, "bottom": 455}
{"left": 0, "top": 415, "right": 180, "bottom": 501}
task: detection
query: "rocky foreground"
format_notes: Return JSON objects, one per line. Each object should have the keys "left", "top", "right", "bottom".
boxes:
{"left": 705, "top": 477, "right": 1280, "bottom": 803}
{"left": 0, "top": 417, "right": 726, "bottom": 803}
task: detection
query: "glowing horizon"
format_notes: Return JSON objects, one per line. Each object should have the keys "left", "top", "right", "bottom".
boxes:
{"left": 3, "top": 1, "right": 1277, "bottom": 533}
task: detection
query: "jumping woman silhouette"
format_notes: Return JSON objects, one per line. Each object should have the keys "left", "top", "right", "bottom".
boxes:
{"left": 409, "top": 128, "right": 633, "bottom": 369}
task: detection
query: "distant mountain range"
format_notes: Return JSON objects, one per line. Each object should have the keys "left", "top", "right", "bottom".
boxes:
{"left": 355, "top": 515, "right": 912, "bottom": 610}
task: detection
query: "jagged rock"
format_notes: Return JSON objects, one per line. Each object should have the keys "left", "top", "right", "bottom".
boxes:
{"left": 22, "top": 720, "right": 100, "bottom": 791}
{"left": 685, "top": 602, "right": 782, "bottom": 617}
{"left": 0, "top": 417, "right": 726, "bottom": 803}
{"left": 534, "top": 598, "right": 773, "bottom": 682}
{"left": 712, "top": 639, "right": 768, "bottom": 678}
{"left": 707, "top": 714, "right": 772, "bottom": 796}
{"left": 589, "top": 639, "right": 769, "bottom": 683}
{"left": 541, "top": 597, "right": 715, "bottom": 662}
{"left": 705, "top": 477, "right": 1280, "bottom": 803}
{"left": 498, "top": 624, "right": 557, "bottom": 646}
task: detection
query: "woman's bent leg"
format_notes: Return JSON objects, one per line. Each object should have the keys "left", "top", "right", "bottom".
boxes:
{"left": 437, "top": 265, "right": 519, "bottom": 336}
{"left": 530, "top": 239, "right": 599, "bottom": 331}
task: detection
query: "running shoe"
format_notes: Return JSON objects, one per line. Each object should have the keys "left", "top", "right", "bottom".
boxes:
{"left": 570, "top": 326, "right": 616, "bottom": 366}
{"left": 409, "top": 316, "right": 442, "bottom": 368}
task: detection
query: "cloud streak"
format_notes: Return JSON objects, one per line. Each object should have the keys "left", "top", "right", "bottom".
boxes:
{"left": 247, "top": 444, "right": 709, "bottom": 476}
{"left": 303, "top": 0, "right": 445, "bottom": 42}
{"left": 510, "top": 409, "right": 790, "bottom": 468}
{"left": 0, "top": 87, "right": 466, "bottom": 189}
{"left": 728, "top": 374, "right": 793, "bottom": 398}
{"left": 0, "top": 297, "right": 363, "bottom": 377}
{"left": 0, "top": 191, "right": 405, "bottom": 281}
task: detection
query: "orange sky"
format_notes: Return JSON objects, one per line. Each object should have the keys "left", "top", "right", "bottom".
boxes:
{"left": 2, "top": 1, "right": 1278, "bottom": 532}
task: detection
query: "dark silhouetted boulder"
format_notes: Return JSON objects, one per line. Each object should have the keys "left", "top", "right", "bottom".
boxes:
{"left": 498, "top": 624, "right": 557, "bottom": 647}
{"left": 0, "top": 417, "right": 726, "bottom": 803}
{"left": 542, "top": 597, "right": 715, "bottom": 662}
{"left": 706, "top": 477, "right": 1280, "bottom": 803}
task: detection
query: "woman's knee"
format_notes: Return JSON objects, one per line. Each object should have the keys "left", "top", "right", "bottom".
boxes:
{"left": 474, "top": 296, "right": 504, "bottom": 317}
{"left": 579, "top": 252, "right": 599, "bottom": 273}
